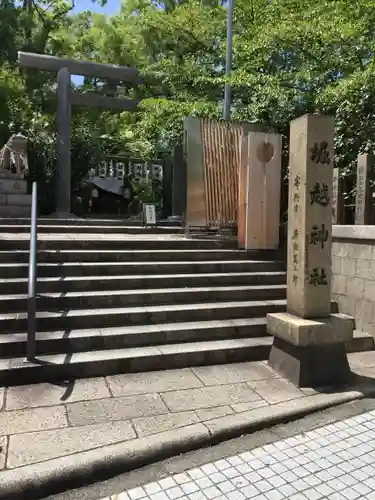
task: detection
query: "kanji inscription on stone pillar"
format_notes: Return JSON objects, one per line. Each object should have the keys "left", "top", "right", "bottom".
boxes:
{"left": 332, "top": 167, "right": 344, "bottom": 224}
{"left": 287, "top": 114, "right": 334, "bottom": 319}
{"left": 355, "top": 153, "right": 374, "bottom": 225}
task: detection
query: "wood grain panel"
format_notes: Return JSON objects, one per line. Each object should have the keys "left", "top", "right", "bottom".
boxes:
{"left": 201, "top": 119, "right": 241, "bottom": 226}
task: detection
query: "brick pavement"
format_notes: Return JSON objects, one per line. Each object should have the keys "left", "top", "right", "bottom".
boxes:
{"left": 101, "top": 407, "right": 375, "bottom": 500}
{"left": 1, "top": 353, "right": 375, "bottom": 475}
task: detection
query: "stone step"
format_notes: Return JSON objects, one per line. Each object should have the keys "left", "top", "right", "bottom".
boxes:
{"left": 0, "top": 224, "right": 185, "bottom": 234}
{"left": 0, "top": 249, "right": 278, "bottom": 264}
{"left": 346, "top": 329, "right": 375, "bottom": 353}
{"left": 0, "top": 260, "right": 285, "bottom": 279}
{"left": 0, "top": 271, "right": 287, "bottom": 294}
{"left": 0, "top": 299, "right": 287, "bottom": 334}
{"left": 0, "top": 337, "right": 274, "bottom": 385}
{"left": 0, "top": 318, "right": 269, "bottom": 358}
{"left": 0, "top": 218, "right": 181, "bottom": 227}
{"left": 0, "top": 284, "right": 287, "bottom": 313}
{"left": 0, "top": 236, "right": 237, "bottom": 251}
{"left": 0, "top": 314, "right": 365, "bottom": 383}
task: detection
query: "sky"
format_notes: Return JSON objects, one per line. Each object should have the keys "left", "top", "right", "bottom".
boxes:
{"left": 73, "top": 0, "right": 121, "bottom": 15}
{"left": 71, "top": 0, "right": 120, "bottom": 83}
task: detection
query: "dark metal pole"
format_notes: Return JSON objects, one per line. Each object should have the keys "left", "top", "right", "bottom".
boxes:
{"left": 223, "top": 0, "right": 235, "bottom": 120}
{"left": 27, "top": 182, "right": 37, "bottom": 361}
{"left": 56, "top": 67, "right": 71, "bottom": 216}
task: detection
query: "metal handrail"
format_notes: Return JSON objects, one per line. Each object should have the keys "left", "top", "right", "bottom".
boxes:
{"left": 27, "top": 181, "right": 37, "bottom": 361}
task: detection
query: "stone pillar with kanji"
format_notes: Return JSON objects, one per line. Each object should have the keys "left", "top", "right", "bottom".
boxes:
{"left": 266, "top": 114, "right": 354, "bottom": 387}
{"left": 332, "top": 167, "right": 344, "bottom": 224}
{"left": 355, "top": 154, "right": 374, "bottom": 225}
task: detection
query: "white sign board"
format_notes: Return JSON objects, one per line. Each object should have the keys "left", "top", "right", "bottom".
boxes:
{"left": 144, "top": 204, "right": 156, "bottom": 225}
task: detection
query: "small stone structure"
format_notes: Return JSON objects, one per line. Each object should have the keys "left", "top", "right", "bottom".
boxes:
{"left": 0, "top": 133, "right": 31, "bottom": 217}
{"left": 355, "top": 154, "right": 374, "bottom": 225}
{"left": 332, "top": 167, "right": 344, "bottom": 224}
{"left": 267, "top": 114, "right": 354, "bottom": 387}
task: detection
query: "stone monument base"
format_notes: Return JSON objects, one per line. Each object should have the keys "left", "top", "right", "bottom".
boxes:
{"left": 0, "top": 179, "right": 31, "bottom": 217}
{"left": 267, "top": 312, "right": 354, "bottom": 387}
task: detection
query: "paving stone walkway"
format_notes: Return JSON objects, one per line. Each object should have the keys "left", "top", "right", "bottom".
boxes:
{"left": 0, "top": 353, "right": 375, "bottom": 474}
{"left": 101, "top": 407, "right": 375, "bottom": 500}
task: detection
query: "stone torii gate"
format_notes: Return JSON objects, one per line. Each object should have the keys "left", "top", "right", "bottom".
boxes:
{"left": 18, "top": 52, "right": 143, "bottom": 217}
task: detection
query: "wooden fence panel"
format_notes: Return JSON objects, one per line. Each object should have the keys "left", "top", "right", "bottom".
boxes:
{"left": 201, "top": 119, "right": 242, "bottom": 226}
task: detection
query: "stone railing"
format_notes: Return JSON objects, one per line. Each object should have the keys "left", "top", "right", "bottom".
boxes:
{"left": 332, "top": 225, "right": 375, "bottom": 335}
{"left": 0, "top": 133, "right": 28, "bottom": 180}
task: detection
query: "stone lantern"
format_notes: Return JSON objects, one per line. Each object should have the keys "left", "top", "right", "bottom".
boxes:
{"left": 0, "top": 133, "right": 31, "bottom": 217}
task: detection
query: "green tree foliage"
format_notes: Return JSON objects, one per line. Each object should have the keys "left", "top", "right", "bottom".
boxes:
{"left": 1, "top": 0, "right": 375, "bottom": 204}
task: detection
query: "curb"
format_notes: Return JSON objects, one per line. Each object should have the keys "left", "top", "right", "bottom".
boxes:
{"left": 0, "top": 385, "right": 373, "bottom": 500}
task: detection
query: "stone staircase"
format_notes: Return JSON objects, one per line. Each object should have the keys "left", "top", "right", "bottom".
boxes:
{"left": 0, "top": 219, "right": 289, "bottom": 385}
{"left": 0, "top": 219, "right": 370, "bottom": 386}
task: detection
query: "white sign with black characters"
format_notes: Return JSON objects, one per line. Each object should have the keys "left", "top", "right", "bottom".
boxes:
{"left": 144, "top": 204, "right": 156, "bottom": 225}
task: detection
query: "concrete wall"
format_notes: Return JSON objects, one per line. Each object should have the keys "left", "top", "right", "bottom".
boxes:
{"left": 332, "top": 226, "right": 375, "bottom": 334}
